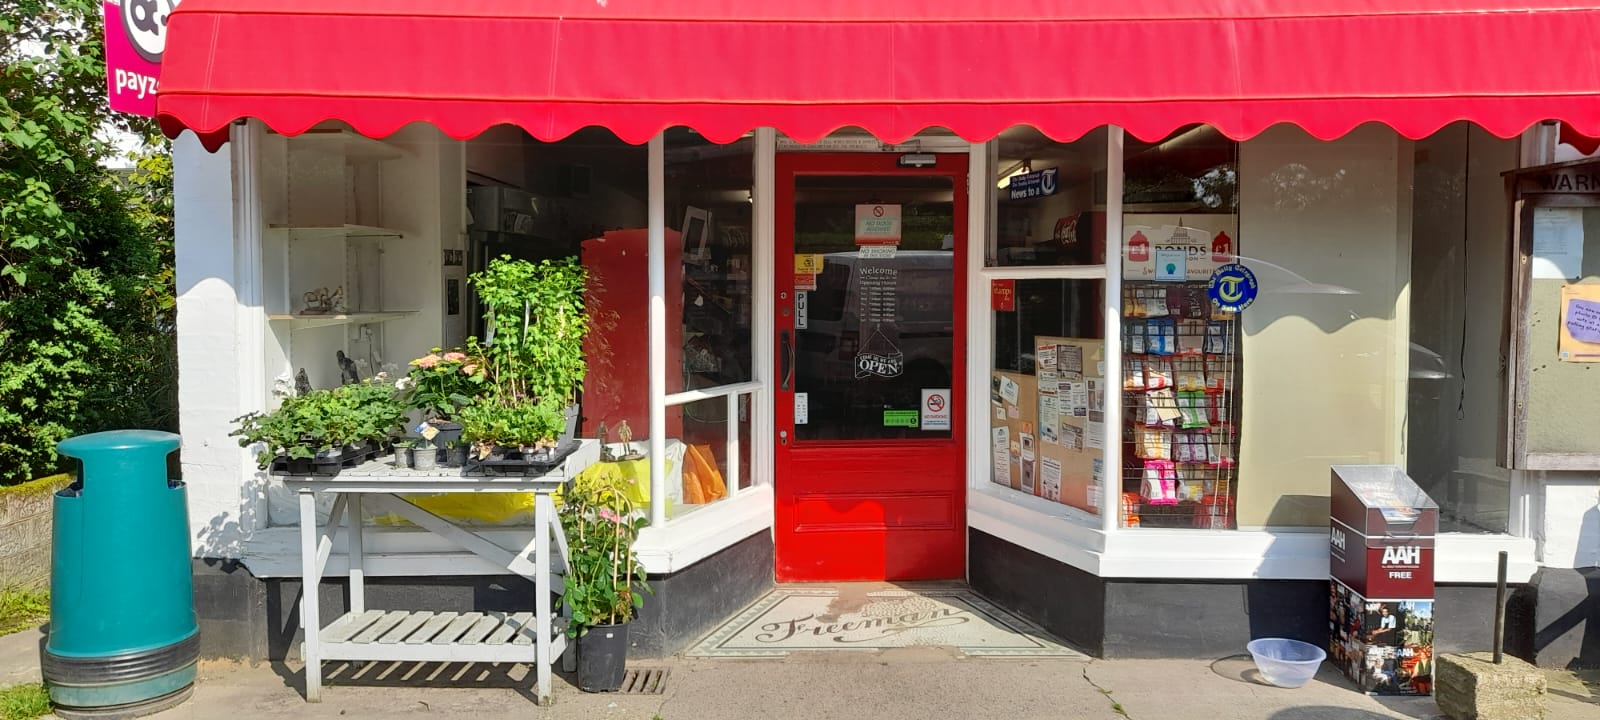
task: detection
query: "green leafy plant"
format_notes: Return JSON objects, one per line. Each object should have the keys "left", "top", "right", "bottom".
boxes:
{"left": 460, "top": 256, "right": 590, "bottom": 449}
{"left": 230, "top": 377, "right": 406, "bottom": 468}
{"left": 560, "top": 467, "right": 650, "bottom": 635}
{"left": 1, "top": 0, "right": 175, "bottom": 486}
{"left": 456, "top": 398, "right": 565, "bottom": 457}
{"left": 403, "top": 345, "right": 488, "bottom": 421}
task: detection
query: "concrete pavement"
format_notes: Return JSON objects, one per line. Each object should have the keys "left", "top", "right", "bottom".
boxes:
{"left": 3, "top": 626, "right": 1596, "bottom": 719}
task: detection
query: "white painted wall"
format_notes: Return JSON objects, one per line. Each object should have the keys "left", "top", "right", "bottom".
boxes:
{"left": 175, "top": 129, "right": 267, "bottom": 557}
{"left": 1538, "top": 475, "right": 1600, "bottom": 568}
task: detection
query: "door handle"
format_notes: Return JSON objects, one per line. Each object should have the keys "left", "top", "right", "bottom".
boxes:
{"left": 779, "top": 329, "right": 793, "bottom": 391}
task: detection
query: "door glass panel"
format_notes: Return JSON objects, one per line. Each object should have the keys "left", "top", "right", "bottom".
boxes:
{"left": 792, "top": 175, "right": 956, "bottom": 441}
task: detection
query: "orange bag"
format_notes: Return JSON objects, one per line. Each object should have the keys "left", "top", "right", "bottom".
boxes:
{"left": 682, "top": 444, "right": 727, "bottom": 505}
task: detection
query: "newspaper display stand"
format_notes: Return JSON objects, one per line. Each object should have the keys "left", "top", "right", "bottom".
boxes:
{"left": 1328, "top": 465, "right": 1438, "bottom": 696}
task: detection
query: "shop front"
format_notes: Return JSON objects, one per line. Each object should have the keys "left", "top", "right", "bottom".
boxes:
{"left": 159, "top": 1, "right": 1600, "bottom": 662}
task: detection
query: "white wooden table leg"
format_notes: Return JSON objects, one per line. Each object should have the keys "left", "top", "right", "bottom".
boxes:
{"left": 535, "top": 492, "right": 553, "bottom": 704}
{"left": 347, "top": 493, "right": 365, "bottom": 615}
{"left": 299, "top": 490, "right": 323, "bottom": 703}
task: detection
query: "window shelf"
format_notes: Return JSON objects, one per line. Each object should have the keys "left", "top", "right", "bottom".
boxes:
{"left": 267, "top": 311, "right": 419, "bottom": 331}
{"left": 268, "top": 223, "right": 405, "bottom": 240}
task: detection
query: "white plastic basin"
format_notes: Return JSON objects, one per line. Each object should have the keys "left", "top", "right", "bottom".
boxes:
{"left": 1246, "top": 638, "right": 1326, "bottom": 688}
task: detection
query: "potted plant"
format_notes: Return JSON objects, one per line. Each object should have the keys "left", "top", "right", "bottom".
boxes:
{"left": 411, "top": 436, "right": 439, "bottom": 471}
{"left": 468, "top": 256, "right": 590, "bottom": 453}
{"left": 560, "top": 466, "right": 650, "bottom": 692}
{"left": 402, "top": 346, "right": 488, "bottom": 445}
{"left": 391, "top": 438, "right": 414, "bottom": 469}
{"left": 230, "top": 376, "right": 407, "bottom": 475}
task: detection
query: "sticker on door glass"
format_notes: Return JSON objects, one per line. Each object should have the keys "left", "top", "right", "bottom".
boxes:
{"left": 883, "top": 410, "right": 919, "bottom": 428}
{"left": 853, "top": 264, "right": 903, "bottom": 378}
{"left": 794, "top": 392, "right": 809, "bottom": 425}
{"left": 795, "top": 291, "right": 808, "bottom": 330}
{"left": 920, "top": 389, "right": 950, "bottom": 431}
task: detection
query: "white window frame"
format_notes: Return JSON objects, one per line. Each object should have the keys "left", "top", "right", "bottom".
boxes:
{"left": 965, "top": 126, "right": 1538, "bottom": 584}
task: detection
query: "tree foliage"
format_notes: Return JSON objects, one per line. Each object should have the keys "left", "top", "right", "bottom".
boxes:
{"left": 0, "top": 0, "right": 175, "bottom": 484}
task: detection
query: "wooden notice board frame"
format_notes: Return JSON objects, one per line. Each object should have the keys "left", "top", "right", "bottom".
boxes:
{"left": 1503, "top": 158, "right": 1600, "bottom": 470}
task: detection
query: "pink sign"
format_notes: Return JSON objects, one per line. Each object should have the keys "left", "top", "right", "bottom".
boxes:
{"left": 103, "top": 0, "right": 178, "bottom": 117}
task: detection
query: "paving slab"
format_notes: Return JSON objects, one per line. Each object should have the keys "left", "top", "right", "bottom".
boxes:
{"left": 0, "top": 625, "right": 43, "bottom": 685}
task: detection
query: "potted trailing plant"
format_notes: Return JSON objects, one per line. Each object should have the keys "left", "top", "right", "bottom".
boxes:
{"left": 560, "top": 466, "right": 650, "bottom": 692}
{"left": 468, "top": 256, "right": 590, "bottom": 454}
{"left": 402, "top": 346, "right": 488, "bottom": 446}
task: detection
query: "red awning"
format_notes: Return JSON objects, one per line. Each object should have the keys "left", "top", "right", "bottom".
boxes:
{"left": 158, "top": 1, "right": 1600, "bottom": 149}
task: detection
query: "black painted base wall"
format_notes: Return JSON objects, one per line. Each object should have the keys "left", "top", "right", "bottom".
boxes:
{"left": 1513, "top": 566, "right": 1600, "bottom": 668}
{"left": 192, "top": 530, "right": 773, "bottom": 662}
{"left": 969, "top": 529, "right": 1512, "bottom": 660}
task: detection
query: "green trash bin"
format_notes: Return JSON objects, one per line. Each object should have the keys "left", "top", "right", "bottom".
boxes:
{"left": 44, "top": 430, "right": 198, "bottom": 718}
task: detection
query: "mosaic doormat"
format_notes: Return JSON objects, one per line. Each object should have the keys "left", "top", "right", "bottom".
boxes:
{"left": 685, "top": 586, "right": 1086, "bottom": 659}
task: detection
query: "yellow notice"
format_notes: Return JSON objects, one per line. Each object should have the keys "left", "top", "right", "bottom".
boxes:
{"left": 794, "top": 254, "right": 824, "bottom": 275}
{"left": 1559, "top": 284, "right": 1600, "bottom": 362}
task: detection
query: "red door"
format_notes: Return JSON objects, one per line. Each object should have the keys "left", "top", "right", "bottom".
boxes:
{"left": 774, "top": 153, "right": 967, "bottom": 582}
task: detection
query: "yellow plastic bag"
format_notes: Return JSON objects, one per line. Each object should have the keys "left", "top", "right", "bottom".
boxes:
{"left": 373, "top": 492, "right": 535, "bottom": 527}
{"left": 555, "top": 457, "right": 675, "bottom": 514}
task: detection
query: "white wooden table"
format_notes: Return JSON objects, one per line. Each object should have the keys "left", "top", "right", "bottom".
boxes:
{"left": 285, "top": 441, "right": 597, "bottom": 704}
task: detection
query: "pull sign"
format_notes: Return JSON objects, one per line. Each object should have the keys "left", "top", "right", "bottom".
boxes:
{"left": 795, "top": 291, "right": 809, "bottom": 329}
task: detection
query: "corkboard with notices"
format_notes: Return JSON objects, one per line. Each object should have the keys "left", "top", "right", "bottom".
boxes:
{"left": 1032, "top": 337, "right": 1106, "bottom": 514}
{"left": 989, "top": 371, "right": 1038, "bottom": 494}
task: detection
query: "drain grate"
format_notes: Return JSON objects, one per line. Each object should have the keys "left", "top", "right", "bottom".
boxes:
{"left": 617, "top": 667, "right": 669, "bottom": 694}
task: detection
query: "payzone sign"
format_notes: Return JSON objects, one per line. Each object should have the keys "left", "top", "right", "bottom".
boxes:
{"left": 103, "top": 0, "right": 180, "bottom": 117}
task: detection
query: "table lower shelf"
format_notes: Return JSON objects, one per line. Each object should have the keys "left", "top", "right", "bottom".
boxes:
{"left": 313, "top": 609, "right": 567, "bottom": 663}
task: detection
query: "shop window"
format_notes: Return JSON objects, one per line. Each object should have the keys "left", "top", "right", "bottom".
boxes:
{"left": 667, "top": 128, "right": 755, "bottom": 393}
{"left": 988, "top": 127, "right": 1109, "bottom": 267}
{"left": 1225, "top": 125, "right": 1411, "bottom": 529}
{"left": 1406, "top": 123, "right": 1518, "bottom": 533}
{"left": 989, "top": 279, "right": 1107, "bottom": 515}
{"left": 658, "top": 129, "right": 757, "bottom": 518}
{"left": 1119, "top": 126, "right": 1242, "bottom": 528}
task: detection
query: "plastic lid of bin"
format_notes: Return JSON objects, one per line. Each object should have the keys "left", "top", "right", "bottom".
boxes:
{"left": 58, "top": 430, "right": 180, "bottom": 459}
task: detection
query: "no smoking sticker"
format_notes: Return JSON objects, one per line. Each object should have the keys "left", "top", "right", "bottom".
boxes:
{"left": 920, "top": 388, "right": 951, "bottom": 431}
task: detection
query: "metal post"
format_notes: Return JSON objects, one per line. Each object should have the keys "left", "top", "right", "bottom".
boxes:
{"left": 1493, "top": 549, "right": 1508, "bottom": 664}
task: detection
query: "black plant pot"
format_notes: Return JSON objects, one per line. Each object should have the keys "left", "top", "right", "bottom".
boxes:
{"left": 428, "top": 420, "right": 464, "bottom": 448}
{"left": 575, "top": 623, "right": 628, "bottom": 692}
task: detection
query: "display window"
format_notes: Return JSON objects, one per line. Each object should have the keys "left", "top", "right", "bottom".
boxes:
{"left": 1118, "top": 126, "right": 1241, "bottom": 528}
{"left": 983, "top": 127, "right": 1109, "bottom": 516}
{"left": 665, "top": 128, "right": 757, "bottom": 516}
{"left": 989, "top": 279, "right": 1107, "bottom": 515}
{"left": 1406, "top": 122, "right": 1518, "bottom": 533}
{"left": 988, "top": 127, "right": 1109, "bottom": 268}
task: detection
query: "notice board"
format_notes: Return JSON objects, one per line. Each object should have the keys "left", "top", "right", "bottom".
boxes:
{"left": 1515, "top": 202, "right": 1600, "bottom": 466}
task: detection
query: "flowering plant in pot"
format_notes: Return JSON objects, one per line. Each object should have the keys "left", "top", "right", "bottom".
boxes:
{"left": 402, "top": 345, "right": 488, "bottom": 446}
{"left": 559, "top": 466, "right": 650, "bottom": 692}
